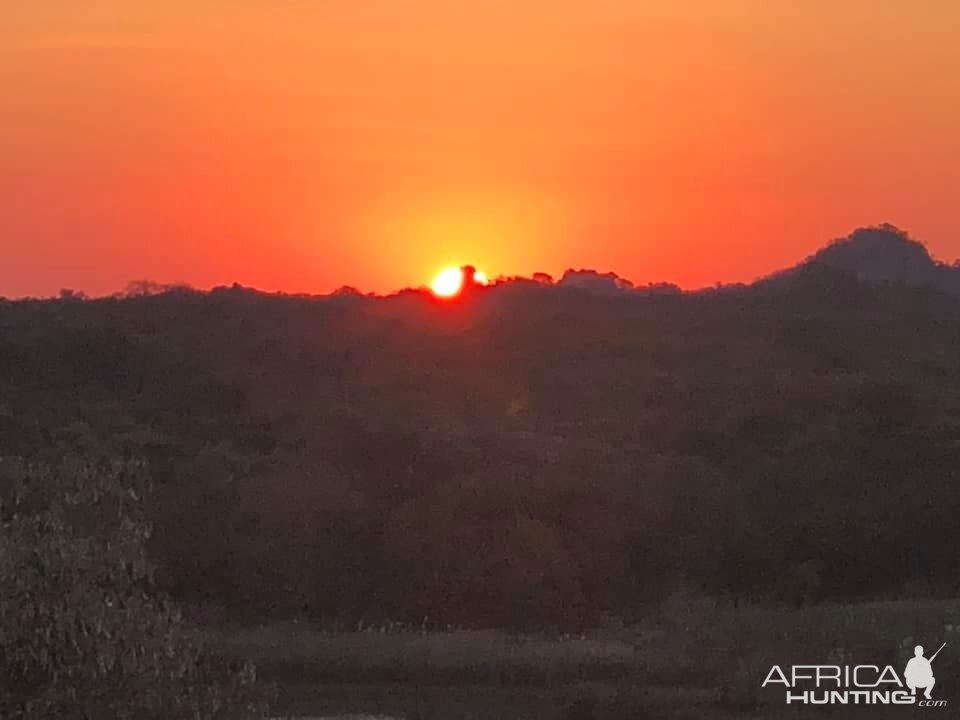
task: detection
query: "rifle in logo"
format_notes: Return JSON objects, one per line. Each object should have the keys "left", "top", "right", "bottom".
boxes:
{"left": 905, "top": 642, "right": 945, "bottom": 700}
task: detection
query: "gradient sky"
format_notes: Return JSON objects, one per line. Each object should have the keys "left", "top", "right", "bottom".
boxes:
{"left": 2, "top": 1, "right": 958, "bottom": 297}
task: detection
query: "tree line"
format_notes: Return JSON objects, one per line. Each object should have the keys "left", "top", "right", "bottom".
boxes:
{"left": 3, "top": 244, "right": 960, "bottom": 628}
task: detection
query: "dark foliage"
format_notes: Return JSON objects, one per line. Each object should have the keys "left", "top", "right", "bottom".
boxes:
{"left": 2, "top": 226, "right": 960, "bottom": 629}
{"left": 0, "top": 458, "right": 268, "bottom": 719}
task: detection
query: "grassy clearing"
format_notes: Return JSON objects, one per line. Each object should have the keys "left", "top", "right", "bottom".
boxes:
{"left": 210, "top": 597, "right": 960, "bottom": 718}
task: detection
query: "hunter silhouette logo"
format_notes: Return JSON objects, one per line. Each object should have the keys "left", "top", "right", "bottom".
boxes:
{"left": 762, "top": 643, "right": 948, "bottom": 707}
{"left": 905, "top": 643, "right": 945, "bottom": 700}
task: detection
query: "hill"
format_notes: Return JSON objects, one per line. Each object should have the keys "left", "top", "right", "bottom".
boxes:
{"left": 763, "top": 223, "right": 960, "bottom": 294}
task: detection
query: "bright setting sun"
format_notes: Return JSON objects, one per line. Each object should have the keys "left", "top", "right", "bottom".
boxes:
{"left": 431, "top": 266, "right": 488, "bottom": 298}
{"left": 431, "top": 267, "right": 463, "bottom": 297}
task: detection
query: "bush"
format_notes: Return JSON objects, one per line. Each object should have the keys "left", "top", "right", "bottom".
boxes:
{"left": 0, "top": 458, "right": 269, "bottom": 719}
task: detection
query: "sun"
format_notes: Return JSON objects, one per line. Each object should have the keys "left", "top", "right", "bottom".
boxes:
{"left": 431, "top": 266, "right": 489, "bottom": 298}
{"left": 432, "top": 267, "right": 464, "bottom": 297}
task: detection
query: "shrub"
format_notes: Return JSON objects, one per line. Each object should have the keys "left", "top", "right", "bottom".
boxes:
{"left": 0, "top": 457, "right": 269, "bottom": 719}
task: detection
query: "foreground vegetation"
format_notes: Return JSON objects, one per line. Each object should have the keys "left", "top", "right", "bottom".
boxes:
{"left": 0, "top": 458, "right": 269, "bottom": 719}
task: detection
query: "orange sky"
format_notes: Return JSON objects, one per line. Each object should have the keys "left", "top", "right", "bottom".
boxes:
{"left": 2, "top": 1, "right": 958, "bottom": 297}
